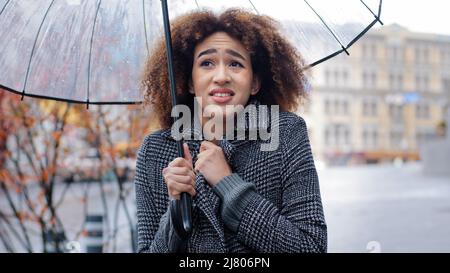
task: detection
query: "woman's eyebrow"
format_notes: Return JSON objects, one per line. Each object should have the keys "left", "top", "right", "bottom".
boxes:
{"left": 197, "top": 48, "right": 246, "bottom": 61}
{"left": 197, "top": 48, "right": 217, "bottom": 59}
{"left": 225, "top": 49, "right": 246, "bottom": 61}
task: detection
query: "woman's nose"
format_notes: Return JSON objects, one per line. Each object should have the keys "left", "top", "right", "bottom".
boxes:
{"left": 213, "top": 65, "right": 231, "bottom": 85}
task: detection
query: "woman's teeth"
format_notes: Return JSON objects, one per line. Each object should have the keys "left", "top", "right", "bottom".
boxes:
{"left": 213, "top": 93, "right": 232, "bottom": 97}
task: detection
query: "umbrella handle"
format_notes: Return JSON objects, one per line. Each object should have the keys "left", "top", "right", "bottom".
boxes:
{"left": 168, "top": 141, "right": 193, "bottom": 248}
{"left": 174, "top": 140, "right": 193, "bottom": 237}
{"left": 160, "top": 0, "right": 193, "bottom": 249}
{"left": 179, "top": 192, "right": 193, "bottom": 233}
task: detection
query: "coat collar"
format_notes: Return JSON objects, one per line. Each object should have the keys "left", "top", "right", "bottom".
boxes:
{"left": 160, "top": 98, "right": 273, "bottom": 144}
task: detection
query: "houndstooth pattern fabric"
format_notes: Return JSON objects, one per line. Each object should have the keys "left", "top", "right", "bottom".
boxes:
{"left": 134, "top": 103, "right": 327, "bottom": 253}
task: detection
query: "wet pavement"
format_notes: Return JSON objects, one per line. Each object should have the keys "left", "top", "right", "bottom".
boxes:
{"left": 2, "top": 162, "right": 449, "bottom": 252}
{"left": 319, "top": 162, "right": 450, "bottom": 253}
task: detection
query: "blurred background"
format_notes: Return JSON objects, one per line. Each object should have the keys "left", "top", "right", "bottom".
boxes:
{"left": 301, "top": 0, "right": 450, "bottom": 252}
{"left": 1, "top": 0, "right": 450, "bottom": 253}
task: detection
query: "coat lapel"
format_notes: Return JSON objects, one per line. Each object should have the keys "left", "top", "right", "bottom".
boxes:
{"left": 189, "top": 140, "right": 226, "bottom": 249}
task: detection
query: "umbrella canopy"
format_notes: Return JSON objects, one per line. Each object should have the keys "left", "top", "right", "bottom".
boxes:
{"left": 0, "top": 0, "right": 383, "bottom": 105}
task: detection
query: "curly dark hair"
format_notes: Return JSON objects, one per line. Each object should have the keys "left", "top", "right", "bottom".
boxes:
{"left": 142, "top": 8, "right": 308, "bottom": 129}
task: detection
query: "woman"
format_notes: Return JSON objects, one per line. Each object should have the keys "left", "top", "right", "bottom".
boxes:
{"left": 136, "top": 9, "right": 327, "bottom": 253}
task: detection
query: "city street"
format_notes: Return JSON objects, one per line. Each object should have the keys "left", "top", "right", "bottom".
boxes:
{"left": 2, "top": 162, "right": 449, "bottom": 253}
{"left": 320, "top": 162, "right": 450, "bottom": 252}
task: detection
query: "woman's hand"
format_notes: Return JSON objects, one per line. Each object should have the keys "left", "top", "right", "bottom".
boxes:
{"left": 195, "top": 141, "right": 232, "bottom": 187}
{"left": 162, "top": 143, "right": 196, "bottom": 199}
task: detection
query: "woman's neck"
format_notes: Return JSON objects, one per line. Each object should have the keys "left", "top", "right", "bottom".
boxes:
{"left": 198, "top": 111, "right": 231, "bottom": 143}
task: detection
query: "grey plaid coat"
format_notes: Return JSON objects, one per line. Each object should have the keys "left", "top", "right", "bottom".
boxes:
{"left": 135, "top": 106, "right": 327, "bottom": 253}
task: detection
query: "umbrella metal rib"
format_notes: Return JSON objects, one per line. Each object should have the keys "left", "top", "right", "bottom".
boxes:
{"left": 0, "top": 84, "right": 138, "bottom": 105}
{"left": 377, "top": 0, "right": 382, "bottom": 20}
{"left": 142, "top": 0, "right": 150, "bottom": 56}
{"left": 86, "top": 0, "right": 103, "bottom": 109}
{"left": 22, "top": 0, "right": 56, "bottom": 101}
{"left": 360, "top": 0, "right": 383, "bottom": 25}
{"left": 0, "top": 0, "right": 10, "bottom": 16}
{"left": 303, "top": 0, "right": 349, "bottom": 56}
{"left": 347, "top": 19, "right": 378, "bottom": 49}
{"left": 248, "top": 0, "right": 260, "bottom": 15}
{"left": 308, "top": 17, "right": 378, "bottom": 68}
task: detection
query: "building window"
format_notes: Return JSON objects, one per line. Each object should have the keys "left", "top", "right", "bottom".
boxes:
{"left": 362, "top": 44, "right": 367, "bottom": 58}
{"left": 333, "top": 100, "right": 340, "bottom": 114}
{"left": 423, "top": 48, "right": 429, "bottom": 62}
{"left": 325, "top": 128, "right": 331, "bottom": 145}
{"left": 324, "top": 99, "right": 330, "bottom": 114}
{"left": 373, "top": 131, "right": 379, "bottom": 148}
{"left": 344, "top": 128, "right": 350, "bottom": 145}
{"left": 334, "top": 70, "right": 340, "bottom": 86}
{"left": 442, "top": 77, "right": 450, "bottom": 92}
{"left": 324, "top": 98, "right": 350, "bottom": 116}
{"left": 342, "top": 70, "right": 349, "bottom": 86}
{"left": 416, "top": 103, "right": 430, "bottom": 119}
{"left": 324, "top": 68, "right": 349, "bottom": 87}
{"left": 440, "top": 46, "right": 450, "bottom": 65}
{"left": 415, "top": 73, "right": 430, "bottom": 91}
{"left": 372, "top": 73, "right": 377, "bottom": 87}
{"left": 390, "top": 130, "right": 404, "bottom": 149}
{"left": 363, "top": 70, "right": 377, "bottom": 89}
{"left": 324, "top": 124, "right": 351, "bottom": 146}
{"left": 342, "top": 101, "right": 349, "bottom": 115}
{"left": 389, "top": 104, "right": 403, "bottom": 121}
{"left": 325, "top": 70, "right": 330, "bottom": 86}
{"left": 389, "top": 72, "right": 404, "bottom": 91}
{"left": 363, "top": 99, "right": 378, "bottom": 117}
{"left": 363, "top": 126, "right": 379, "bottom": 149}
{"left": 388, "top": 45, "right": 403, "bottom": 63}
{"left": 424, "top": 75, "right": 429, "bottom": 90}
{"left": 362, "top": 42, "right": 377, "bottom": 60}
{"left": 371, "top": 44, "right": 377, "bottom": 60}
{"left": 415, "top": 44, "right": 430, "bottom": 64}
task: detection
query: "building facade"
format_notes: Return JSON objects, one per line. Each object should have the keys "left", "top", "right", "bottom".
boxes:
{"left": 302, "top": 24, "right": 450, "bottom": 165}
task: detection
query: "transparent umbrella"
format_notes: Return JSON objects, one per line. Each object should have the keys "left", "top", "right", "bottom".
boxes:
{"left": 0, "top": 0, "right": 383, "bottom": 252}
{"left": 0, "top": 0, "right": 383, "bottom": 105}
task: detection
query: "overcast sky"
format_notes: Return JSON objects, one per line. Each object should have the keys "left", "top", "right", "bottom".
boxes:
{"left": 376, "top": 0, "right": 450, "bottom": 35}
{"left": 246, "top": 0, "right": 450, "bottom": 36}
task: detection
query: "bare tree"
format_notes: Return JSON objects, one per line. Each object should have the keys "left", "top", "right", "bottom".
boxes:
{"left": 1, "top": 90, "right": 155, "bottom": 253}
{"left": 76, "top": 104, "right": 153, "bottom": 252}
{"left": 0, "top": 93, "right": 73, "bottom": 252}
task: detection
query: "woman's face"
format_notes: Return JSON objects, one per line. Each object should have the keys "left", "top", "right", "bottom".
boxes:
{"left": 190, "top": 32, "right": 260, "bottom": 118}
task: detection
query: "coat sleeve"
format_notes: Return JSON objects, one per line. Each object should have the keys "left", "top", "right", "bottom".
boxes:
{"left": 134, "top": 134, "right": 175, "bottom": 253}
{"left": 215, "top": 116, "right": 327, "bottom": 252}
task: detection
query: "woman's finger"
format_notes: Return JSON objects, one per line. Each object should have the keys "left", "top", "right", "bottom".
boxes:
{"left": 168, "top": 157, "right": 191, "bottom": 168}
{"left": 169, "top": 183, "right": 196, "bottom": 198}
{"left": 194, "top": 158, "right": 204, "bottom": 173}
{"left": 165, "top": 167, "right": 195, "bottom": 181}
{"left": 200, "top": 140, "right": 216, "bottom": 152}
{"left": 183, "top": 143, "right": 193, "bottom": 164}
{"left": 164, "top": 173, "right": 195, "bottom": 185}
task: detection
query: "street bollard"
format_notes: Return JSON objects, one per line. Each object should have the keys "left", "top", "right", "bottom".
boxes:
{"left": 44, "top": 230, "right": 65, "bottom": 253}
{"left": 83, "top": 214, "right": 104, "bottom": 253}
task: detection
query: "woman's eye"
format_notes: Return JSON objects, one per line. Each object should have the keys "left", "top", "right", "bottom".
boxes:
{"left": 200, "top": 61, "right": 213, "bottom": 67}
{"left": 230, "top": 61, "right": 243, "bottom": 68}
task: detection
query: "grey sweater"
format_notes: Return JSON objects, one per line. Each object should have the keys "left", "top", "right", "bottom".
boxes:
{"left": 135, "top": 108, "right": 327, "bottom": 253}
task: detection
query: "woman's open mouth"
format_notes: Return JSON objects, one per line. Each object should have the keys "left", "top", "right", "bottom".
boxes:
{"left": 209, "top": 88, "right": 235, "bottom": 104}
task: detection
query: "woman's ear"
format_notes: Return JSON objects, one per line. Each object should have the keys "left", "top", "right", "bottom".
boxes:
{"left": 251, "top": 75, "right": 261, "bottom": 95}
